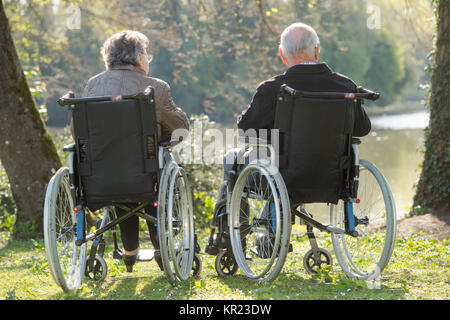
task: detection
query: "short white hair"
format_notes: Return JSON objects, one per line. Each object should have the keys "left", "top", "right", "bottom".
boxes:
{"left": 279, "top": 23, "right": 320, "bottom": 59}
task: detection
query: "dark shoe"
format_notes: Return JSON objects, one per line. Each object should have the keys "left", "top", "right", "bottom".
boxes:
{"left": 154, "top": 250, "right": 164, "bottom": 271}
{"left": 123, "top": 254, "right": 137, "bottom": 273}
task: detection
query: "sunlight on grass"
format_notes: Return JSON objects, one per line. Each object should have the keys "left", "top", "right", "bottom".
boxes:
{"left": 0, "top": 229, "right": 448, "bottom": 300}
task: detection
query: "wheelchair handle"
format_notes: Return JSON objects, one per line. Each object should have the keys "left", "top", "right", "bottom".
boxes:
{"left": 356, "top": 86, "right": 380, "bottom": 101}
{"left": 57, "top": 86, "right": 155, "bottom": 106}
{"left": 57, "top": 91, "right": 75, "bottom": 106}
{"left": 280, "top": 84, "right": 380, "bottom": 101}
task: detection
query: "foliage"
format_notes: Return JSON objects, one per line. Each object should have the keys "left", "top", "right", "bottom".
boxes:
{"left": 0, "top": 165, "right": 16, "bottom": 232}
{"left": 181, "top": 114, "right": 223, "bottom": 229}
{"left": 3, "top": 0, "right": 434, "bottom": 126}
{"left": 26, "top": 65, "right": 48, "bottom": 121}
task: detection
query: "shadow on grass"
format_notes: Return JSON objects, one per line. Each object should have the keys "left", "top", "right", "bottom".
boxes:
{"left": 47, "top": 273, "right": 175, "bottom": 300}
{"left": 216, "top": 271, "right": 405, "bottom": 300}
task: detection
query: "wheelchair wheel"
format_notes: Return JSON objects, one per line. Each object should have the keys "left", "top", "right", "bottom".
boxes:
{"left": 215, "top": 250, "right": 238, "bottom": 277}
{"left": 229, "top": 164, "right": 291, "bottom": 282}
{"left": 158, "top": 163, "right": 195, "bottom": 283}
{"left": 192, "top": 253, "right": 202, "bottom": 277}
{"left": 303, "top": 248, "right": 333, "bottom": 275}
{"left": 331, "top": 159, "right": 396, "bottom": 280}
{"left": 85, "top": 254, "right": 107, "bottom": 281}
{"left": 43, "top": 167, "right": 87, "bottom": 292}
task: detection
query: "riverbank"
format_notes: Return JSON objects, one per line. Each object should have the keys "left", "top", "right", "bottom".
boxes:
{"left": 396, "top": 209, "right": 450, "bottom": 241}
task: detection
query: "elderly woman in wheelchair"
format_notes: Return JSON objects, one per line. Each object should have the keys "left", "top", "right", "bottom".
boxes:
{"left": 43, "top": 31, "right": 201, "bottom": 292}
{"left": 205, "top": 85, "right": 397, "bottom": 283}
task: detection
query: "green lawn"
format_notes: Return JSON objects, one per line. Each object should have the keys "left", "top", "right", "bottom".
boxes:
{"left": 0, "top": 226, "right": 448, "bottom": 300}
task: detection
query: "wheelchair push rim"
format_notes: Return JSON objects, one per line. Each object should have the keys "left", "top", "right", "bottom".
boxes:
{"left": 43, "top": 167, "right": 86, "bottom": 292}
{"left": 229, "top": 164, "right": 291, "bottom": 282}
{"left": 331, "top": 159, "right": 397, "bottom": 280}
{"left": 158, "top": 162, "right": 195, "bottom": 283}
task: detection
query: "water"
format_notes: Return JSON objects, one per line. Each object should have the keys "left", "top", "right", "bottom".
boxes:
{"left": 370, "top": 111, "right": 429, "bottom": 130}
{"left": 303, "top": 112, "right": 428, "bottom": 223}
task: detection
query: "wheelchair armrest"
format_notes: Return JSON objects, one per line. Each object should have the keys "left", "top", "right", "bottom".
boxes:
{"left": 159, "top": 139, "right": 182, "bottom": 148}
{"left": 352, "top": 138, "right": 362, "bottom": 145}
{"left": 63, "top": 143, "right": 76, "bottom": 152}
{"left": 238, "top": 135, "right": 269, "bottom": 146}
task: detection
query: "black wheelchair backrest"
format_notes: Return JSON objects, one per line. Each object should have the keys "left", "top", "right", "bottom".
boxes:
{"left": 61, "top": 86, "right": 159, "bottom": 207}
{"left": 275, "top": 84, "right": 359, "bottom": 205}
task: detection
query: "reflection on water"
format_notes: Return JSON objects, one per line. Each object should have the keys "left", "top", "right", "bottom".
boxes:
{"left": 370, "top": 111, "right": 429, "bottom": 130}
{"left": 304, "top": 123, "right": 425, "bottom": 223}
{"left": 359, "top": 129, "right": 425, "bottom": 219}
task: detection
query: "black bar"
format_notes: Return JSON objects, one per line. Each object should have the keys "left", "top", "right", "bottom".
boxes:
{"left": 82, "top": 202, "right": 150, "bottom": 243}
{"left": 57, "top": 90, "right": 151, "bottom": 106}
{"left": 280, "top": 84, "right": 380, "bottom": 101}
{"left": 291, "top": 208, "right": 329, "bottom": 232}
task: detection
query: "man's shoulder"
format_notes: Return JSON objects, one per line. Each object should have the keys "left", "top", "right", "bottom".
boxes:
{"left": 255, "top": 74, "right": 285, "bottom": 94}
{"left": 328, "top": 70, "right": 358, "bottom": 91}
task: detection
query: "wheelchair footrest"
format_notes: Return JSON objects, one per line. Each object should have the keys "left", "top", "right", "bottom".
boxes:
{"left": 136, "top": 249, "right": 154, "bottom": 261}
{"left": 113, "top": 248, "right": 154, "bottom": 261}
{"left": 113, "top": 248, "right": 124, "bottom": 260}
{"left": 205, "top": 244, "right": 219, "bottom": 256}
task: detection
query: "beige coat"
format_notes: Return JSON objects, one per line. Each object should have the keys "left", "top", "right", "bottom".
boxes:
{"left": 81, "top": 64, "right": 190, "bottom": 142}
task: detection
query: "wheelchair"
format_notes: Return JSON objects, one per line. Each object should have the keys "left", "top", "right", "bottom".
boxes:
{"left": 43, "top": 87, "right": 201, "bottom": 292}
{"left": 205, "top": 85, "right": 397, "bottom": 283}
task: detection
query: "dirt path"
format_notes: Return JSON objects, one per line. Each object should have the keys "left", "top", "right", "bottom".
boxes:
{"left": 396, "top": 209, "right": 450, "bottom": 241}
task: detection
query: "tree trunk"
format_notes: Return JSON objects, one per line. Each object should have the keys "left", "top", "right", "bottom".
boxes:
{"left": 414, "top": 0, "right": 450, "bottom": 212}
{"left": 0, "top": 2, "right": 62, "bottom": 237}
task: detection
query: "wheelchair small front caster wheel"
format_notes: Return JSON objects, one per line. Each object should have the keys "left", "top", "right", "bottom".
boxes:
{"left": 191, "top": 253, "right": 202, "bottom": 277}
{"left": 215, "top": 250, "right": 238, "bottom": 277}
{"left": 85, "top": 254, "right": 107, "bottom": 281}
{"left": 303, "top": 248, "right": 332, "bottom": 275}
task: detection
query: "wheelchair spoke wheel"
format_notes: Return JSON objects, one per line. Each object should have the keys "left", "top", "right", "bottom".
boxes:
{"left": 43, "top": 167, "right": 86, "bottom": 292}
{"left": 85, "top": 254, "right": 107, "bottom": 281}
{"left": 303, "top": 248, "right": 332, "bottom": 275}
{"left": 215, "top": 250, "right": 238, "bottom": 277}
{"left": 229, "top": 164, "right": 291, "bottom": 282}
{"left": 331, "top": 159, "right": 396, "bottom": 280}
{"left": 158, "top": 163, "right": 195, "bottom": 283}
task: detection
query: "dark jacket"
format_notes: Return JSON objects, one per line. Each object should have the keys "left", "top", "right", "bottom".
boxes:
{"left": 237, "top": 63, "right": 371, "bottom": 137}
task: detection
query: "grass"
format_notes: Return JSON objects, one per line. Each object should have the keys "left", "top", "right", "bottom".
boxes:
{"left": 0, "top": 225, "right": 448, "bottom": 300}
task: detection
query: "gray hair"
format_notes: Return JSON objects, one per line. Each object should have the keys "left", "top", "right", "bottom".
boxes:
{"left": 279, "top": 23, "right": 320, "bottom": 59}
{"left": 100, "top": 30, "right": 149, "bottom": 69}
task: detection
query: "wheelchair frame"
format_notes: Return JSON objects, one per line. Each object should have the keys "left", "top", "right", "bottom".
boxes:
{"left": 43, "top": 89, "right": 200, "bottom": 292}
{"left": 206, "top": 85, "right": 396, "bottom": 283}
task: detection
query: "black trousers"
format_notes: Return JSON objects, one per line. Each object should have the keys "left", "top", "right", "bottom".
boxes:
{"left": 115, "top": 205, "right": 159, "bottom": 252}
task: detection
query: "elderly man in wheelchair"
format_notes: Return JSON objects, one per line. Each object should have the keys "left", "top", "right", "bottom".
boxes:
{"left": 205, "top": 23, "right": 396, "bottom": 283}
{"left": 43, "top": 30, "right": 201, "bottom": 292}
